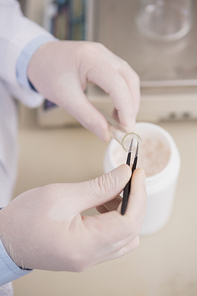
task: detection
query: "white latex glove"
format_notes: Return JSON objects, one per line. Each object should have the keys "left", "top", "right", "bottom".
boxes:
{"left": 0, "top": 165, "right": 146, "bottom": 271}
{"left": 27, "top": 41, "right": 140, "bottom": 141}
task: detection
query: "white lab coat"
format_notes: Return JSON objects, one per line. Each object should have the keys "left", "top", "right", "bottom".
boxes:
{"left": 0, "top": 0, "right": 53, "bottom": 207}
{"left": 0, "top": 2, "right": 53, "bottom": 291}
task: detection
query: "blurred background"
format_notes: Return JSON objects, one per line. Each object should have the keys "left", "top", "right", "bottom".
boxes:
{"left": 14, "top": 0, "right": 197, "bottom": 295}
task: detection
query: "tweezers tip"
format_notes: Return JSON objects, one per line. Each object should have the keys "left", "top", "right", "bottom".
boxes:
{"left": 135, "top": 141, "right": 139, "bottom": 157}
{"left": 128, "top": 139, "right": 133, "bottom": 153}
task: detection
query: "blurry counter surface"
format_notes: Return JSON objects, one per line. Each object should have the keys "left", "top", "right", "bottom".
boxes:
{"left": 13, "top": 105, "right": 197, "bottom": 296}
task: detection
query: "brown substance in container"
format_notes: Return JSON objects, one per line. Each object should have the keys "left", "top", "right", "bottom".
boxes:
{"left": 113, "top": 137, "right": 171, "bottom": 177}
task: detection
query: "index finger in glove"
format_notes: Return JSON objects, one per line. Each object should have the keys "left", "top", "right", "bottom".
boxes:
{"left": 83, "top": 52, "right": 138, "bottom": 131}
{"left": 88, "top": 62, "right": 135, "bottom": 130}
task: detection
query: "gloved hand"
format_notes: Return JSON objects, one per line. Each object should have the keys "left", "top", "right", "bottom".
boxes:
{"left": 27, "top": 41, "right": 140, "bottom": 142}
{"left": 0, "top": 165, "right": 146, "bottom": 272}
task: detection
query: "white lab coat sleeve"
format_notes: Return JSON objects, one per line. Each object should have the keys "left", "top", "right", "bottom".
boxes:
{"left": 0, "top": 0, "right": 56, "bottom": 108}
{"left": 0, "top": 239, "right": 32, "bottom": 286}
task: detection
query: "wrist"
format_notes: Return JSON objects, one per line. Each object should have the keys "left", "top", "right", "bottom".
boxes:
{"left": 16, "top": 35, "right": 57, "bottom": 91}
{"left": 0, "top": 208, "right": 18, "bottom": 268}
{"left": 27, "top": 40, "right": 58, "bottom": 92}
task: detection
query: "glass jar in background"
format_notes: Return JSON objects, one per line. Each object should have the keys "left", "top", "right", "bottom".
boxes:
{"left": 136, "top": 0, "right": 193, "bottom": 41}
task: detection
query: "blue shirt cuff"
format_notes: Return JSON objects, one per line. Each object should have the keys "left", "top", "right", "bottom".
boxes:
{"left": 16, "top": 35, "right": 57, "bottom": 91}
{"left": 0, "top": 239, "right": 32, "bottom": 285}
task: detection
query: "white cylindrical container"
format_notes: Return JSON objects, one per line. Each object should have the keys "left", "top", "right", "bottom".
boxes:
{"left": 104, "top": 122, "right": 181, "bottom": 236}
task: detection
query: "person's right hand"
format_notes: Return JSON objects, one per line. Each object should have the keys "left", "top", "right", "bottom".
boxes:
{"left": 0, "top": 165, "right": 146, "bottom": 272}
{"left": 28, "top": 41, "right": 140, "bottom": 142}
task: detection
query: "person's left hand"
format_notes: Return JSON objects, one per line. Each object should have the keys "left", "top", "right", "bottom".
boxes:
{"left": 0, "top": 165, "right": 146, "bottom": 272}
{"left": 27, "top": 41, "right": 140, "bottom": 141}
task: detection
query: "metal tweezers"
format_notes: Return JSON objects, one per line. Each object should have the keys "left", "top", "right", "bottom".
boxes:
{"left": 121, "top": 139, "right": 139, "bottom": 215}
